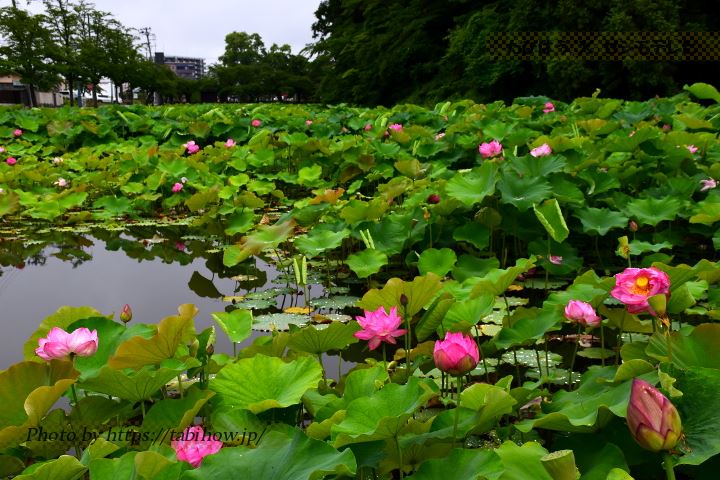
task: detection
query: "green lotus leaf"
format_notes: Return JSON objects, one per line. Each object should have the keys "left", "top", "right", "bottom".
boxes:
{"left": 646, "top": 324, "right": 720, "bottom": 369}
{"left": 452, "top": 255, "right": 500, "bottom": 283}
{"left": 182, "top": 428, "right": 356, "bottom": 480}
{"left": 89, "top": 450, "right": 182, "bottom": 480}
{"left": 0, "top": 190, "right": 20, "bottom": 217}
{"left": 14, "top": 455, "right": 87, "bottom": 480}
{"left": 311, "top": 296, "right": 359, "bottom": 310}
{"left": 445, "top": 163, "right": 498, "bottom": 206}
{"left": 628, "top": 240, "right": 672, "bottom": 256}
{"left": 498, "top": 173, "right": 552, "bottom": 211}
{"left": 92, "top": 196, "right": 134, "bottom": 216}
{"left": 287, "top": 322, "right": 360, "bottom": 355}
{"left": 331, "top": 377, "right": 438, "bottom": 448}
{"left": 443, "top": 294, "right": 495, "bottom": 332}
{"left": 109, "top": 304, "right": 198, "bottom": 369}
{"left": 346, "top": 249, "right": 388, "bottom": 278}
{"left": 158, "top": 158, "right": 189, "bottom": 177}
{"left": 79, "top": 437, "right": 121, "bottom": 465}
{"left": 212, "top": 309, "right": 253, "bottom": 344}
{"left": 515, "top": 366, "right": 657, "bottom": 433}
{"left": 452, "top": 222, "right": 490, "bottom": 250}
{"left": 417, "top": 248, "right": 457, "bottom": 277}
{"left": 357, "top": 273, "right": 443, "bottom": 318}
{"left": 684, "top": 82, "right": 720, "bottom": 102}
{"left": 574, "top": 207, "right": 629, "bottom": 235}
{"left": 252, "top": 313, "right": 309, "bottom": 331}
{"left": 533, "top": 199, "right": 569, "bottom": 243}
{"left": 0, "top": 360, "right": 78, "bottom": 450}
{"left": 223, "top": 220, "right": 295, "bottom": 266}
{"left": 490, "top": 306, "right": 561, "bottom": 350}
{"left": 210, "top": 407, "right": 267, "bottom": 446}
{"left": 469, "top": 257, "right": 536, "bottom": 297}
{"left": 298, "top": 164, "right": 323, "bottom": 186}
{"left": 294, "top": 228, "right": 350, "bottom": 258}
{"left": 415, "top": 294, "right": 455, "bottom": 342}
{"left": 24, "top": 306, "right": 107, "bottom": 360}
{"left": 185, "top": 189, "right": 219, "bottom": 212}
{"left": 624, "top": 196, "right": 682, "bottom": 226}
{"left": 407, "top": 448, "right": 502, "bottom": 480}
{"left": 224, "top": 210, "right": 255, "bottom": 235}
{"left": 141, "top": 387, "right": 215, "bottom": 447}
{"left": 210, "top": 354, "right": 323, "bottom": 414}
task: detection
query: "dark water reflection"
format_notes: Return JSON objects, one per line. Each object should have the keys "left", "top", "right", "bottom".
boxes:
{"left": 0, "top": 226, "right": 339, "bottom": 370}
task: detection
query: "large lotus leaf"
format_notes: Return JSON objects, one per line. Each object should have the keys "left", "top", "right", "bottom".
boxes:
{"left": 672, "top": 367, "right": 720, "bottom": 466}
{"left": 224, "top": 210, "right": 255, "bottom": 235}
{"left": 181, "top": 428, "right": 356, "bottom": 480}
{"left": 646, "top": 324, "right": 720, "bottom": 369}
{"left": 553, "top": 441, "right": 629, "bottom": 480}
{"left": 684, "top": 82, "right": 720, "bottom": 102}
{"left": 445, "top": 163, "right": 498, "bottom": 206}
{"left": 0, "top": 360, "right": 78, "bottom": 450}
{"left": 223, "top": 220, "right": 295, "bottom": 266}
{"left": 460, "top": 383, "right": 517, "bottom": 428}
{"left": 574, "top": 207, "right": 629, "bottom": 236}
{"left": 315, "top": 364, "right": 390, "bottom": 422}
{"left": 210, "top": 354, "right": 322, "bottom": 414}
{"left": 210, "top": 408, "right": 267, "bottom": 446}
{"left": 287, "top": 322, "right": 360, "bottom": 355}
{"left": 14, "top": 455, "right": 87, "bottom": 480}
{"left": 294, "top": 228, "right": 350, "bottom": 258}
{"left": 77, "top": 360, "right": 190, "bottom": 403}
{"left": 533, "top": 199, "right": 569, "bottom": 243}
{"left": 443, "top": 294, "right": 495, "bottom": 332}
{"left": 109, "top": 304, "right": 198, "bottom": 369}
{"left": 89, "top": 450, "right": 182, "bottom": 480}
{"left": 452, "top": 222, "right": 490, "bottom": 250}
{"left": 68, "top": 317, "right": 155, "bottom": 381}
{"left": 418, "top": 248, "right": 457, "bottom": 277}
{"left": 331, "top": 377, "right": 438, "bottom": 448}
{"left": 651, "top": 259, "right": 720, "bottom": 291}
{"left": 469, "top": 257, "right": 536, "bottom": 297}
{"left": 624, "top": 196, "right": 682, "bottom": 226}
{"left": 498, "top": 173, "right": 552, "bottom": 211}
{"left": 357, "top": 273, "right": 443, "bottom": 319}
{"left": 211, "top": 309, "right": 253, "bottom": 344}
{"left": 346, "top": 249, "right": 388, "bottom": 278}
{"left": 23, "top": 306, "right": 106, "bottom": 360}
{"left": 406, "top": 448, "right": 503, "bottom": 480}
{"left": 92, "top": 196, "right": 133, "bottom": 216}
{"left": 490, "top": 306, "right": 562, "bottom": 350}
{"left": 0, "top": 190, "right": 20, "bottom": 217}
{"left": 415, "top": 294, "right": 455, "bottom": 342}
{"left": 140, "top": 388, "right": 215, "bottom": 446}
{"left": 515, "top": 366, "right": 657, "bottom": 433}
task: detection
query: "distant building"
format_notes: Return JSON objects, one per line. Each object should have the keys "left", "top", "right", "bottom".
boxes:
{"left": 154, "top": 52, "right": 205, "bottom": 80}
{"left": 1, "top": 74, "right": 63, "bottom": 106}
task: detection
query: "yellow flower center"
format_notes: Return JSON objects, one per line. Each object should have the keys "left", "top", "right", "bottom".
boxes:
{"left": 631, "top": 276, "right": 651, "bottom": 295}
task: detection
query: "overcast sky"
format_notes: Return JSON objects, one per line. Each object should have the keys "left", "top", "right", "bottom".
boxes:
{"left": 3, "top": 0, "right": 322, "bottom": 65}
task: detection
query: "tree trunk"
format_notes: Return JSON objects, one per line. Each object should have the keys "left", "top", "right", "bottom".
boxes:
{"left": 27, "top": 84, "right": 36, "bottom": 108}
{"left": 67, "top": 75, "right": 75, "bottom": 106}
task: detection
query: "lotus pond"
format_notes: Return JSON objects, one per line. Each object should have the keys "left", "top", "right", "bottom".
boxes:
{"left": 2, "top": 84, "right": 720, "bottom": 479}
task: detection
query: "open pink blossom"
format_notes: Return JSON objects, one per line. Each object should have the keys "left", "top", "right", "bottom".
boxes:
{"left": 35, "top": 327, "right": 98, "bottom": 360}
{"left": 305, "top": 120, "right": 313, "bottom": 126}
{"left": 364, "top": 123, "right": 372, "bottom": 131}
{"left": 700, "top": 178, "right": 717, "bottom": 192}
{"left": 183, "top": 140, "right": 200, "bottom": 154}
{"left": 662, "top": 124, "right": 671, "bottom": 132}
{"left": 543, "top": 102, "right": 555, "bottom": 113}
{"left": 549, "top": 255, "right": 563, "bottom": 265}
{"left": 354, "top": 306, "right": 406, "bottom": 351}
{"left": 564, "top": 300, "right": 601, "bottom": 327}
{"left": 611, "top": 267, "right": 670, "bottom": 314}
{"left": 6, "top": 157, "right": 17, "bottom": 165}
{"left": 479, "top": 140, "right": 502, "bottom": 158}
{"left": 54, "top": 177, "right": 68, "bottom": 187}
{"left": 530, "top": 143, "right": 552, "bottom": 157}
{"left": 687, "top": 145, "right": 698, "bottom": 154}
{"left": 251, "top": 119, "right": 262, "bottom": 127}
{"left": 224, "top": 138, "right": 236, "bottom": 147}
{"left": 13, "top": 129, "right": 22, "bottom": 137}
{"left": 433, "top": 331, "right": 480, "bottom": 376}
{"left": 435, "top": 132, "right": 445, "bottom": 141}
{"left": 172, "top": 182, "right": 183, "bottom": 193}
{"left": 388, "top": 123, "right": 403, "bottom": 132}
{"left": 172, "top": 425, "right": 223, "bottom": 468}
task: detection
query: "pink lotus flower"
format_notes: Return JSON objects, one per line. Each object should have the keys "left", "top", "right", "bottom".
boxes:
{"left": 172, "top": 425, "right": 223, "bottom": 468}
{"left": 433, "top": 331, "right": 480, "bottom": 376}
{"left": 35, "top": 327, "right": 98, "bottom": 360}
{"left": 611, "top": 267, "right": 670, "bottom": 314}
{"left": 687, "top": 145, "right": 698, "bottom": 154}
{"left": 388, "top": 123, "right": 403, "bottom": 132}
{"left": 54, "top": 177, "right": 68, "bottom": 187}
{"left": 662, "top": 124, "right": 671, "bottom": 132}
{"left": 6, "top": 157, "right": 17, "bottom": 165}
{"left": 364, "top": 123, "right": 372, "bottom": 131}
{"left": 700, "top": 178, "right": 717, "bottom": 192}
{"left": 564, "top": 300, "right": 601, "bottom": 327}
{"left": 549, "top": 255, "right": 563, "bottom": 265}
{"left": 120, "top": 304, "right": 132, "bottom": 324}
{"left": 530, "top": 143, "right": 552, "bottom": 157}
{"left": 354, "top": 306, "right": 407, "bottom": 350}
{"left": 479, "top": 140, "right": 502, "bottom": 158}
{"left": 183, "top": 140, "right": 200, "bottom": 154}
{"left": 629, "top": 220, "right": 638, "bottom": 232}
{"left": 435, "top": 132, "right": 445, "bottom": 140}
{"left": 13, "top": 129, "right": 22, "bottom": 137}
{"left": 305, "top": 120, "right": 313, "bottom": 126}
{"left": 175, "top": 241, "right": 186, "bottom": 251}
{"left": 627, "top": 378, "right": 682, "bottom": 452}
{"left": 0, "top": 146, "right": 4, "bottom": 153}
{"left": 543, "top": 102, "right": 555, "bottom": 114}
{"left": 427, "top": 193, "right": 441, "bottom": 204}
{"left": 224, "top": 138, "right": 236, "bottom": 148}
{"left": 172, "top": 182, "right": 183, "bottom": 193}
{"left": 251, "top": 119, "right": 262, "bottom": 128}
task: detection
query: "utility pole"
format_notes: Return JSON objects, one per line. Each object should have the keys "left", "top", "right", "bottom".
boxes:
{"left": 138, "top": 27, "right": 154, "bottom": 60}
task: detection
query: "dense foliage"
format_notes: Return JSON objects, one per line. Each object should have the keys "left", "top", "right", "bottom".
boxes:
{"left": 3, "top": 86, "right": 720, "bottom": 478}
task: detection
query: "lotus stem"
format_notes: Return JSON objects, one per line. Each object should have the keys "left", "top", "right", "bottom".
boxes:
{"left": 70, "top": 383, "right": 82, "bottom": 420}
{"left": 541, "top": 450, "right": 580, "bottom": 480}
{"left": 663, "top": 453, "right": 676, "bottom": 480}
{"left": 395, "top": 435, "right": 404, "bottom": 479}
{"left": 568, "top": 325, "right": 581, "bottom": 389}
{"left": 452, "top": 375, "right": 463, "bottom": 448}
{"left": 600, "top": 323, "right": 605, "bottom": 367}
{"left": 177, "top": 375, "right": 184, "bottom": 399}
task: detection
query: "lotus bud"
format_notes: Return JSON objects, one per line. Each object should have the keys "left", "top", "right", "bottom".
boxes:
{"left": 427, "top": 193, "right": 441, "bottom": 204}
{"left": 206, "top": 343, "right": 215, "bottom": 356}
{"left": 400, "top": 294, "right": 408, "bottom": 306}
{"left": 629, "top": 220, "right": 638, "bottom": 232}
{"left": 120, "top": 304, "right": 132, "bottom": 324}
{"left": 627, "top": 378, "right": 682, "bottom": 452}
